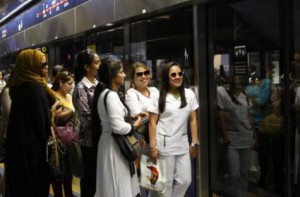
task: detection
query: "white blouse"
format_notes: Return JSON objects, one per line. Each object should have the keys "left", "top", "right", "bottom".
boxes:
{"left": 125, "top": 87, "right": 159, "bottom": 116}
{"left": 96, "top": 89, "right": 139, "bottom": 197}
{"left": 148, "top": 88, "right": 199, "bottom": 155}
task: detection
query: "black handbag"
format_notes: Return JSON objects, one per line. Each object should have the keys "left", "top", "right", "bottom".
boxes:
{"left": 112, "top": 131, "right": 143, "bottom": 162}
{"left": 104, "top": 91, "right": 144, "bottom": 162}
{"left": 68, "top": 141, "right": 84, "bottom": 177}
{"left": 137, "top": 117, "right": 149, "bottom": 143}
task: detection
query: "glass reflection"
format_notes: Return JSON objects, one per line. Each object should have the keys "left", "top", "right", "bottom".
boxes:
{"left": 210, "top": 1, "right": 284, "bottom": 196}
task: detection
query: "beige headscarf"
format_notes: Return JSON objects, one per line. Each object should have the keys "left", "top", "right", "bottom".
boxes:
{"left": 6, "top": 49, "right": 56, "bottom": 100}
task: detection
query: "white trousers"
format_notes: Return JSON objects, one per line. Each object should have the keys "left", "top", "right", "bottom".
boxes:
{"left": 150, "top": 152, "right": 191, "bottom": 197}
{"left": 227, "top": 148, "right": 252, "bottom": 197}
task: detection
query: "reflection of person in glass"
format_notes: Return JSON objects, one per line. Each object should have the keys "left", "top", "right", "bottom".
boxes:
{"left": 246, "top": 67, "right": 285, "bottom": 195}
{"left": 291, "top": 52, "right": 300, "bottom": 195}
{"left": 229, "top": 77, "right": 255, "bottom": 197}
{"left": 148, "top": 62, "right": 199, "bottom": 197}
{"left": 218, "top": 76, "right": 255, "bottom": 197}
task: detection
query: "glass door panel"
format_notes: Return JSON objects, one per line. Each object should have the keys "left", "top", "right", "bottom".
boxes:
{"left": 208, "top": 1, "right": 283, "bottom": 196}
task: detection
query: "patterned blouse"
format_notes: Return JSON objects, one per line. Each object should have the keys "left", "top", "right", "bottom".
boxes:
{"left": 72, "top": 77, "right": 98, "bottom": 147}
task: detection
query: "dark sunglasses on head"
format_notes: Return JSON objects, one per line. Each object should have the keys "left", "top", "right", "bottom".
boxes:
{"left": 41, "top": 62, "right": 48, "bottom": 69}
{"left": 136, "top": 70, "right": 150, "bottom": 77}
{"left": 170, "top": 71, "right": 183, "bottom": 78}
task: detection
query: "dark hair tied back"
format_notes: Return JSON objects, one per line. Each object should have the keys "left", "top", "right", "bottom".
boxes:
{"left": 74, "top": 49, "right": 96, "bottom": 84}
{"left": 90, "top": 57, "right": 122, "bottom": 146}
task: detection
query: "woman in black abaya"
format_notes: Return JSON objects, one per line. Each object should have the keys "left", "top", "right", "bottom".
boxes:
{"left": 5, "top": 49, "right": 57, "bottom": 197}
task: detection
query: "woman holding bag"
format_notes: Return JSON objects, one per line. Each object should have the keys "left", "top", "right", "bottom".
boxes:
{"left": 148, "top": 62, "right": 199, "bottom": 197}
{"left": 51, "top": 71, "right": 77, "bottom": 197}
{"left": 125, "top": 62, "right": 159, "bottom": 197}
{"left": 125, "top": 62, "right": 159, "bottom": 143}
{"left": 94, "top": 58, "right": 143, "bottom": 197}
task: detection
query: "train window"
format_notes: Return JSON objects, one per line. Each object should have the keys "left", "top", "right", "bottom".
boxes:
{"left": 129, "top": 8, "right": 194, "bottom": 89}
{"left": 208, "top": 1, "right": 283, "bottom": 197}
{"left": 86, "top": 27, "right": 124, "bottom": 60}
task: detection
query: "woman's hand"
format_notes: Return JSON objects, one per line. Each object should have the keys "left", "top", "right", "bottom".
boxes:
{"left": 133, "top": 115, "right": 142, "bottom": 130}
{"left": 139, "top": 112, "right": 149, "bottom": 118}
{"left": 50, "top": 100, "right": 61, "bottom": 121}
{"left": 189, "top": 145, "right": 199, "bottom": 159}
{"left": 149, "top": 146, "right": 159, "bottom": 161}
{"left": 51, "top": 100, "right": 61, "bottom": 111}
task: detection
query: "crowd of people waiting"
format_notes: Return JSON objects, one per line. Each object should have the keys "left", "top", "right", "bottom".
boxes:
{"left": 0, "top": 48, "right": 199, "bottom": 197}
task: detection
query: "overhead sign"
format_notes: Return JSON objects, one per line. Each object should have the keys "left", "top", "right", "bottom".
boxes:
{"left": 0, "top": 0, "right": 90, "bottom": 41}
{"left": 233, "top": 45, "right": 248, "bottom": 76}
{"left": 36, "top": 0, "right": 75, "bottom": 20}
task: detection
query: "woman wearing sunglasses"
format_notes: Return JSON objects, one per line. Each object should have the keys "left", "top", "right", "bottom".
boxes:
{"left": 125, "top": 62, "right": 159, "bottom": 196}
{"left": 125, "top": 62, "right": 159, "bottom": 139}
{"left": 148, "top": 62, "right": 199, "bottom": 197}
{"left": 5, "top": 49, "right": 57, "bottom": 196}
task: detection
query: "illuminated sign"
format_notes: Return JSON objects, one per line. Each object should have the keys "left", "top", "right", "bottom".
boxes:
{"left": 26, "top": 0, "right": 89, "bottom": 25}
{"left": 0, "top": 0, "right": 90, "bottom": 41}
{"left": 36, "top": 0, "right": 75, "bottom": 20}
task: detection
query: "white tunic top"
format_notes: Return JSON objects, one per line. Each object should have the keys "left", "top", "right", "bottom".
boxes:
{"left": 125, "top": 87, "right": 159, "bottom": 115}
{"left": 148, "top": 88, "right": 199, "bottom": 156}
{"left": 217, "top": 87, "right": 254, "bottom": 149}
{"left": 96, "top": 89, "right": 140, "bottom": 197}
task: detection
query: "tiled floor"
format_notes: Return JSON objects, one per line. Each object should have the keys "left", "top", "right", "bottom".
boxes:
{"left": 0, "top": 163, "right": 81, "bottom": 197}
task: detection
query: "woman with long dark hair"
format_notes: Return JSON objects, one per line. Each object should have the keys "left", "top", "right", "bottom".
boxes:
{"left": 148, "top": 62, "right": 199, "bottom": 197}
{"left": 94, "top": 58, "right": 143, "bottom": 197}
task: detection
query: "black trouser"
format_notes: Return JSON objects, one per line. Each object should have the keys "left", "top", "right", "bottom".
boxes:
{"left": 80, "top": 146, "right": 97, "bottom": 197}
{"left": 257, "top": 130, "right": 284, "bottom": 192}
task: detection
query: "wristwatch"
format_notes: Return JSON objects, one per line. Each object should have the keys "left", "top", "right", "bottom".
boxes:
{"left": 191, "top": 143, "right": 199, "bottom": 148}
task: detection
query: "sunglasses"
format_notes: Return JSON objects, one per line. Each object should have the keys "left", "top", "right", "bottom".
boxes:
{"left": 136, "top": 70, "right": 150, "bottom": 77}
{"left": 169, "top": 71, "right": 183, "bottom": 78}
{"left": 41, "top": 62, "right": 48, "bottom": 69}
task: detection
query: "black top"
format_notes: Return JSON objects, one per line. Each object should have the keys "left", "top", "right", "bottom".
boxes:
{"left": 6, "top": 82, "right": 52, "bottom": 197}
